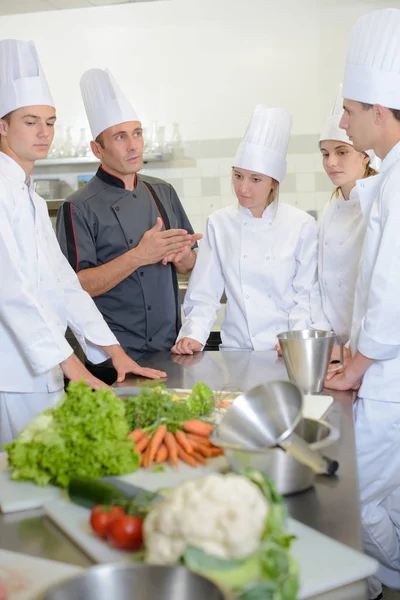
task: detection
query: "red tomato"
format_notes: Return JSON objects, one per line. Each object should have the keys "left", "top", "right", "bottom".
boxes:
{"left": 90, "top": 505, "right": 125, "bottom": 539}
{"left": 107, "top": 515, "right": 144, "bottom": 551}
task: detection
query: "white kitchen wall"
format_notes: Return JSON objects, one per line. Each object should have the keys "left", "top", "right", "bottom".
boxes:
{"left": 0, "top": 0, "right": 390, "bottom": 227}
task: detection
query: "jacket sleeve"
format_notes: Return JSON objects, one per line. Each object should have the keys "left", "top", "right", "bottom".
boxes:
{"left": 288, "top": 217, "right": 319, "bottom": 330}
{"left": 309, "top": 208, "right": 333, "bottom": 331}
{"left": 0, "top": 197, "right": 73, "bottom": 375}
{"left": 41, "top": 201, "right": 119, "bottom": 364}
{"left": 176, "top": 217, "right": 224, "bottom": 346}
{"left": 357, "top": 174, "right": 400, "bottom": 360}
{"left": 56, "top": 200, "right": 98, "bottom": 271}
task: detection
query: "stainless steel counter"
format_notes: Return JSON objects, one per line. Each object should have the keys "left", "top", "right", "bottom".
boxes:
{"left": 0, "top": 350, "right": 366, "bottom": 599}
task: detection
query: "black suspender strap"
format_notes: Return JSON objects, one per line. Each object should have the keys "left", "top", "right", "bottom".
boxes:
{"left": 141, "top": 180, "right": 182, "bottom": 333}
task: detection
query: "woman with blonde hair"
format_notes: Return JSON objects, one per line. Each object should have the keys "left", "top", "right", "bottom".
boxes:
{"left": 312, "top": 84, "right": 379, "bottom": 347}
{"left": 172, "top": 105, "right": 318, "bottom": 354}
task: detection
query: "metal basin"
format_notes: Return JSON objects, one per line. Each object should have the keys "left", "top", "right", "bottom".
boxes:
{"left": 43, "top": 564, "right": 229, "bottom": 600}
{"left": 211, "top": 418, "right": 339, "bottom": 496}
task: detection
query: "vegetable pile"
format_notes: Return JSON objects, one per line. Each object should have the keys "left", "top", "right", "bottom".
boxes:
{"left": 144, "top": 468, "right": 299, "bottom": 600}
{"left": 5, "top": 381, "right": 140, "bottom": 487}
{"left": 124, "top": 383, "right": 223, "bottom": 469}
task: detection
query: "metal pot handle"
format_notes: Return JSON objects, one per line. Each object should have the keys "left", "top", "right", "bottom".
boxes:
{"left": 327, "top": 338, "right": 344, "bottom": 373}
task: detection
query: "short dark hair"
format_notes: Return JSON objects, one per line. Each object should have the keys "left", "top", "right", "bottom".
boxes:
{"left": 95, "top": 132, "right": 105, "bottom": 148}
{"left": 361, "top": 102, "right": 400, "bottom": 122}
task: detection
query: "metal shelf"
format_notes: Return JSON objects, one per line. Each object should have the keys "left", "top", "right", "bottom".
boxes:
{"left": 35, "top": 153, "right": 169, "bottom": 167}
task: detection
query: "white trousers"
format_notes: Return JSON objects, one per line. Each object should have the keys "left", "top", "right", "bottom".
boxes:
{"left": 354, "top": 399, "right": 400, "bottom": 597}
{"left": 0, "top": 390, "right": 64, "bottom": 447}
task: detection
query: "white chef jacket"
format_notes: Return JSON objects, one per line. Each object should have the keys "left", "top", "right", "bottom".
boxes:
{"left": 351, "top": 141, "right": 400, "bottom": 402}
{"left": 177, "top": 201, "right": 318, "bottom": 351}
{"left": 311, "top": 187, "right": 367, "bottom": 343}
{"left": 0, "top": 152, "right": 118, "bottom": 393}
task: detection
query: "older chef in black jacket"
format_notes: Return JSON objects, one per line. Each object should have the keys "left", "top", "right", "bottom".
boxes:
{"left": 57, "top": 69, "right": 201, "bottom": 382}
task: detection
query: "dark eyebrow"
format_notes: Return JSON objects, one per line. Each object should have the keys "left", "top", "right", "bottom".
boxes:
{"left": 113, "top": 127, "right": 142, "bottom": 136}
{"left": 21, "top": 114, "right": 56, "bottom": 121}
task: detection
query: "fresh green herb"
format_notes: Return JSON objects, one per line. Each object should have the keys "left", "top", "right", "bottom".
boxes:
{"left": 5, "top": 381, "right": 140, "bottom": 488}
{"left": 151, "top": 465, "right": 166, "bottom": 473}
{"left": 124, "top": 383, "right": 214, "bottom": 433}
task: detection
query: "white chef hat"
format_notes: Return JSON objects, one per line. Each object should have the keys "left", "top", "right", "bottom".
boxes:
{"left": 343, "top": 8, "right": 400, "bottom": 109}
{"left": 0, "top": 39, "right": 54, "bottom": 118}
{"left": 233, "top": 105, "right": 292, "bottom": 183}
{"left": 80, "top": 68, "right": 140, "bottom": 140}
{"left": 319, "top": 84, "right": 352, "bottom": 146}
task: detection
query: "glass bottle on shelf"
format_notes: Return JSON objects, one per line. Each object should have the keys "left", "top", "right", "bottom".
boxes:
{"left": 63, "top": 126, "right": 77, "bottom": 158}
{"left": 170, "top": 122, "right": 184, "bottom": 158}
{"left": 76, "top": 128, "right": 91, "bottom": 158}
{"left": 149, "top": 120, "right": 160, "bottom": 155}
{"left": 157, "top": 125, "right": 166, "bottom": 155}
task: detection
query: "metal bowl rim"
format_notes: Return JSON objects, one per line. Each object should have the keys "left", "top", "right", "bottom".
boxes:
{"left": 210, "top": 418, "right": 340, "bottom": 453}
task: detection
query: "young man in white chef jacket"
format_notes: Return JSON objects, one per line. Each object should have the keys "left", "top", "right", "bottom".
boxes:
{"left": 0, "top": 39, "right": 165, "bottom": 447}
{"left": 325, "top": 9, "right": 400, "bottom": 599}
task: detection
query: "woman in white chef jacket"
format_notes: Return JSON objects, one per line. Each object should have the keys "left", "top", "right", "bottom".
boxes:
{"left": 311, "top": 85, "right": 379, "bottom": 346}
{"left": 171, "top": 105, "right": 318, "bottom": 355}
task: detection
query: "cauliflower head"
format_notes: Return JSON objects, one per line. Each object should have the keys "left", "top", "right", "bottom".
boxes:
{"left": 144, "top": 473, "right": 269, "bottom": 564}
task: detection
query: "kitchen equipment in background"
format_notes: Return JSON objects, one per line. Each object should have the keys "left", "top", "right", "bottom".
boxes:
{"left": 278, "top": 329, "right": 344, "bottom": 394}
{"left": 77, "top": 175, "right": 92, "bottom": 189}
{"left": 212, "top": 418, "right": 339, "bottom": 495}
{"left": 42, "top": 563, "right": 229, "bottom": 600}
{"left": 169, "top": 121, "right": 184, "bottom": 158}
{"left": 215, "top": 381, "right": 338, "bottom": 476}
{"left": 76, "top": 127, "right": 91, "bottom": 157}
{"left": 35, "top": 178, "right": 62, "bottom": 200}
{"left": 149, "top": 120, "right": 161, "bottom": 155}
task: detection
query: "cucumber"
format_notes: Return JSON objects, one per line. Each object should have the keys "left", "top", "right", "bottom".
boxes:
{"left": 68, "top": 477, "right": 130, "bottom": 509}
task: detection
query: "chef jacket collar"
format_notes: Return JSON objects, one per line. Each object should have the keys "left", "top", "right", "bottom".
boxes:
{"left": 380, "top": 140, "right": 400, "bottom": 175}
{"left": 0, "top": 151, "right": 32, "bottom": 186}
{"left": 238, "top": 197, "right": 279, "bottom": 220}
{"left": 96, "top": 164, "right": 137, "bottom": 190}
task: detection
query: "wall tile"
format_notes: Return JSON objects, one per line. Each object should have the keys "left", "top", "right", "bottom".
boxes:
{"left": 288, "top": 135, "right": 319, "bottom": 154}
{"left": 294, "top": 154, "right": 315, "bottom": 172}
{"left": 286, "top": 154, "right": 297, "bottom": 173}
{"left": 221, "top": 196, "right": 237, "bottom": 208}
{"left": 202, "top": 196, "right": 221, "bottom": 218}
{"left": 196, "top": 157, "right": 220, "bottom": 177}
{"left": 279, "top": 192, "right": 298, "bottom": 206}
{"left": 315, "top": 172, "right": 334, "bottom": 192}
{"left": 296, "top": 172, "right": 315, "bottom": 192}
{"left": 201, "top": 176, "right": 221, "bottom": 197}
{"left": 280, "top": 173, "right": 297, "bottom": 193}
{"left": 165, "top": 178, "right": 184, "bottom": 197}
{"left": 220, "top": 176, "right": 233, "bottom": 196}
{"left": 296, "top": 193, "right": 316, "bottom": 211}
{"left": 181, "top": 196, "right": 203, "bottom": 216}
{"left": 183, "top": 177, "right": 202, "bottom": 197}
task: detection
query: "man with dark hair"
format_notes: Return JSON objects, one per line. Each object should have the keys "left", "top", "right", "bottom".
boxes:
{"left": 57, "top": 69, "right": 201, "bottom": 382}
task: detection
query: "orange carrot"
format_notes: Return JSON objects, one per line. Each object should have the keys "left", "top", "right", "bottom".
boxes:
{"left": 215, "top": 400, "right": 233, "bottom": 409}
{"left": 146, "top": 425, "right": 167, "bottom": 466}
{"left": 192, "top": 450, "right": 207, "bottom": 465}
{"left": 175, "top": 430, "right": 193, "bottom": 454}
{"left": 177, "top": 444, "right": 197, "bottom": 467}
{"left": 165, "top": 432, "right": 179, "bottom": 468}
{"left": 187, "top": 433, "right": 213, "bottom": 447}
{"left": 191, "top": 442, "right": 213, "bottom": 458}
{"left": 155, "top": 443, "right": 168, "bottom": 464}
{"left": 128, "top": 429, "right": 145, "bottom": 443}
{"left": 135, "top": 433, "right": 150, "bottom": 454}
{"left": 183, "top": 420, "right": 214, "bottom": 437}
{"left": 209, "top": 447, "right": 224, "bottom": 457}
{"left": 140, "top": 445, "right": 150, "bottom": 467}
